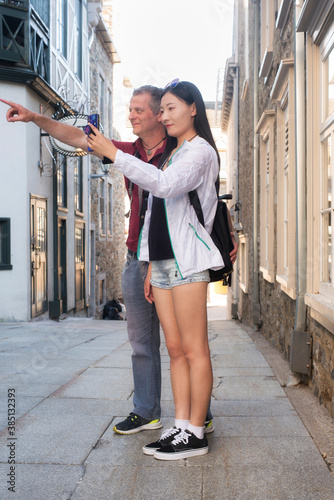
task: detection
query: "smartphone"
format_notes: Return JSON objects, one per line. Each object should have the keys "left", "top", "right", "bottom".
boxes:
{"left": 84, "top": 113, "right": 100, "bottom": 152}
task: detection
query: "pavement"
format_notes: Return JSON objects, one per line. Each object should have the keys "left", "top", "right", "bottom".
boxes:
{"left": 0, "top": 295, "right": 333, "bottom": 500}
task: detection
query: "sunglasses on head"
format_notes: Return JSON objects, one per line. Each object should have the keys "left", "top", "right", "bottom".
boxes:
{"left": 164, "top": 78, "right": 180, "bottom": 90}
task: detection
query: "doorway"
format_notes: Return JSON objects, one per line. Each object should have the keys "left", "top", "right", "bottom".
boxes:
{"left": 57, "top": 218, "right": 67, "bottom": 313}
{"left": 31, "top": 196, "right": 48, "bottom": 318}
{"left": 75, "top": 222, "right": 85, "bottom": 311}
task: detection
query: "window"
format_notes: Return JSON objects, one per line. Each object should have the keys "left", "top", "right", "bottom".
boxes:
{"left": 107, "top": 88, "right": 112, "bottom": 138}
{"left": 99, "top": 277, "right": 106, "bottom": 306}
{"left": 303, "top": 16, "right": 334, "bottom": 328}
{"left": 74, "top": 157, "right": 83, "bottom": 213}
{"left": 322, "top": 44, "right": 334, "bottom": 123}
{"left": 319, "top": 42, "right": 334, "bottom": 299}
{"left": 108, "top": 182, "right": 113, "bottom": 237}
{"left": 99, "top": 178, "right": 105, "bottom": 235}
{"left": 57, "top": 0, "right": 67, "bottom": 58}
{"left": 238, "top": 234, "right": 249, "bottom": 293}
{"left": 271, "top": 58, "right": 296, "bottom": 299}
{"left": 57, "top": 154, "right": 67, "bottom": 208}
{"left": 256, "top": 110, "right": 275, "bottom": 282}
{"left": 74, "top": 0, "right": 82, "bottom": 79}
{"left": 75, "top": 225, "right": 84, "bottom": 264}
{"left": 0, "top": 219, "right": 12, "bottom": 270}
{"left": 259, "top": 0, "right": 275, "bottom": 79}
{"left": 320, "top": 134, "right": 332, "bottom": 292}
{"left": 99, "top": 75, "right": 105, "bottom": 130}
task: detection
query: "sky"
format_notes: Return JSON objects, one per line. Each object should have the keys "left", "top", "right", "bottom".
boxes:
{"left": 112, "top": 0, "right": 235, "bottom": 102}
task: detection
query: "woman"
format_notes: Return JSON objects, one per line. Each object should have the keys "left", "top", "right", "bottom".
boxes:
{"left": 88, "top": 80, "right": 225, "bottom": 460}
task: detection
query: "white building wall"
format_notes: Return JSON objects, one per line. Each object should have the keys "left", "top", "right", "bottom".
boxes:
{"left": 0, "top": 83, "right": 54, "bottom": 321}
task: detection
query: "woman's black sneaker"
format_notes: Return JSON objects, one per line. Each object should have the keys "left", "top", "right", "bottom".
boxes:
{"left": 113, "top": 413, "right": 162, "bottom": 435}
{"left": 153, "top": 429, "right": 208, "bottom": 460}
{"left": 143, "top": 426, "right": 181, "bottom": 455}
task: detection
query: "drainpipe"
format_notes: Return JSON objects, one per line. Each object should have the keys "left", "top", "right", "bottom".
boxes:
{"left": 288, "top": 0, "right": 307, "bottom": 385}
{"left": 294, "top": 1, "right": 307, "bottom": 330}
{"left": 231, "top": 63, "right": 239, "bottom": 318}
{"left": 252, "top": 0, "right": 261, "bottom": 328}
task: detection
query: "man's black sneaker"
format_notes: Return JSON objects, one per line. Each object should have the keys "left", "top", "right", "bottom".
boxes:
{"left": 153, "top": 429, "right": 208, "bottom": 460}
{"left": 143, "top": 426, "right": 181, "bottom": 455}
{"left": 204, "top": 419, "right": 214, "bottom": 434}
{"left": 113, "top": 413, "right": 162, "bottom": 435}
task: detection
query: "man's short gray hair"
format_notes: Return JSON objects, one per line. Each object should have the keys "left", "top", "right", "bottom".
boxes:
{"left": 132, "top": 85, "right": 163, "bottom": 115}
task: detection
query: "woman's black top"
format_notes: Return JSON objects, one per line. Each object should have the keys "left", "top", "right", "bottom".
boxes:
{"left": 148, "top": 196, "right": 174, "bottom": 261}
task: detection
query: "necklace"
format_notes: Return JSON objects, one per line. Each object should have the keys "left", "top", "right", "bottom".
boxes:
{"left": 187, "top": 134, "right": 198, "bottom": 142}
{"left": 142, "top": 136, "right": 166, "bottom": 156}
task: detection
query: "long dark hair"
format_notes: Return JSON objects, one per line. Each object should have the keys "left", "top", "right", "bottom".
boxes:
{"left": 159, "top": 81, "right": 220, "bottom": 168}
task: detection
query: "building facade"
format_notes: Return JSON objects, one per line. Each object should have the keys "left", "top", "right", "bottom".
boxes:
{"left": 0, "top": 0, "right": 123, "bottom": 321}
{"left": 222, "top": 0, "right": 334, "bottom": 416}
{"left": 88, "top": 6, "right": 125, "bottom": 318}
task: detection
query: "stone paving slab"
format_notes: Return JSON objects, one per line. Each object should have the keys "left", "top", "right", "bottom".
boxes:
{"left": 210, "top": 415, "right": 310, "bottom": 437}
{"left": 0, "top": 411, "right": 112, "bottom": 465}
{"left": 0, "top": 396, "right": 44, "bottom": 431}
{"left": 213, "top": 367, "right": 274, "bottom": 377}
{"left": 202, "top": 466, "right": 334, "bottom": 500}
{"left": 210, "top": 399, "right": 297, "bottom": 417}
{"left": 0, "top": 464, "right": 84, "bottom": 500}
{"left": 213, "top": 383, "right": 286, "bottom": 400}
{"left": 26, "top": 397, "right": 129, "bottom": 418}
{"left": 71, "top": 464, "right": 205, "bottom": 500}
{"left": 52, "top": 368, "right": 133, "bottom": 400}
{"left": 211, "top": 351, "right": 269, "bottom": 368}
{"left": 93, "top": 352, "right": 133, "bottom": 368}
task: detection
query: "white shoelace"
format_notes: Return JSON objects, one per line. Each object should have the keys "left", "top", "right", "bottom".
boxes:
{"left": 160, "top": 427, "right": 179, "bottom": 440}
{"left": 171, "top": 429, "right": 191, "bottom": 445}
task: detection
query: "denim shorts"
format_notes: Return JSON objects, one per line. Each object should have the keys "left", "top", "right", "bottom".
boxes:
{"left": 150, "top": 259, "right": 210, "bottom": 290}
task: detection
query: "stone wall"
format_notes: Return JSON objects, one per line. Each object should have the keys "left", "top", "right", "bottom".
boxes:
{"left": 307, "top": 315, "right": 334, "bottom": 416}
{"left": 89, "top": 29, "right": 126, "bottom": 317}
{"left": 237, "top": 0, "right": 256, "bottom": 327}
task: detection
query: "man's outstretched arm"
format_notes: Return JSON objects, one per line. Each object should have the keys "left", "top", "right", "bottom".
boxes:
{"left": 1, "top": 98, "right": 88, "bottom": 152}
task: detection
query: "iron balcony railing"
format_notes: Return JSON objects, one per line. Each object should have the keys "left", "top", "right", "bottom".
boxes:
{"left": 0, "top": 0, "right": 49, "bottom": 81}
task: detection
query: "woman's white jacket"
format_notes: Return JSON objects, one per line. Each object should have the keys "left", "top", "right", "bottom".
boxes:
{"left": 113, "top": 136, "right": 225, "bottom": 278}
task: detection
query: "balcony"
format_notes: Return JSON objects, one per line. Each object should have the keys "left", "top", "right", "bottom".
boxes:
{"left": 0, "top": 0, "right": 49, "bottom": 81}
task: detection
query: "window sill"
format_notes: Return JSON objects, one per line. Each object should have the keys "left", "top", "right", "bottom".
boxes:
{"left": 260, "top": 266, "right": 275, "bottom": 283}
{"left": 75, "top": 210, "right": 84, "bottom": 218}
{"left": 276, "top": 0, "right": 293, "bottom": 30}
{"left": 0, "top": 265, "right": 13, "bottom": 271}
{"left": 276, "top": 274, "right": 297, "bottom": 300}
{"left": 259, "top": 49, "right": 273, "bottom": 79}
{"left": 305, "top": 293, "right": 334, "bottom": 335}
{"left": 57, "top": 207, "right": 68, "bottom": 213}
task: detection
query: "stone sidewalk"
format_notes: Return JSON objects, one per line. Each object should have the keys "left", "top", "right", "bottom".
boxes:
{"left": 0, "top": 311, "right": 333, "bottom": 500}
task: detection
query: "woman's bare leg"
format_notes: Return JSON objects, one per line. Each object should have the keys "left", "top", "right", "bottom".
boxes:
{"left": 152, "top": 287, "right": 191, "bottom": 420}
{"left": 171, "top": 281, "right": 212, "bottom": 427}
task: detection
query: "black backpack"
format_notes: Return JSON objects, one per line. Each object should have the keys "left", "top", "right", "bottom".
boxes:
{"left": 189, "top": 184, "right": 234, "bottom": 285}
